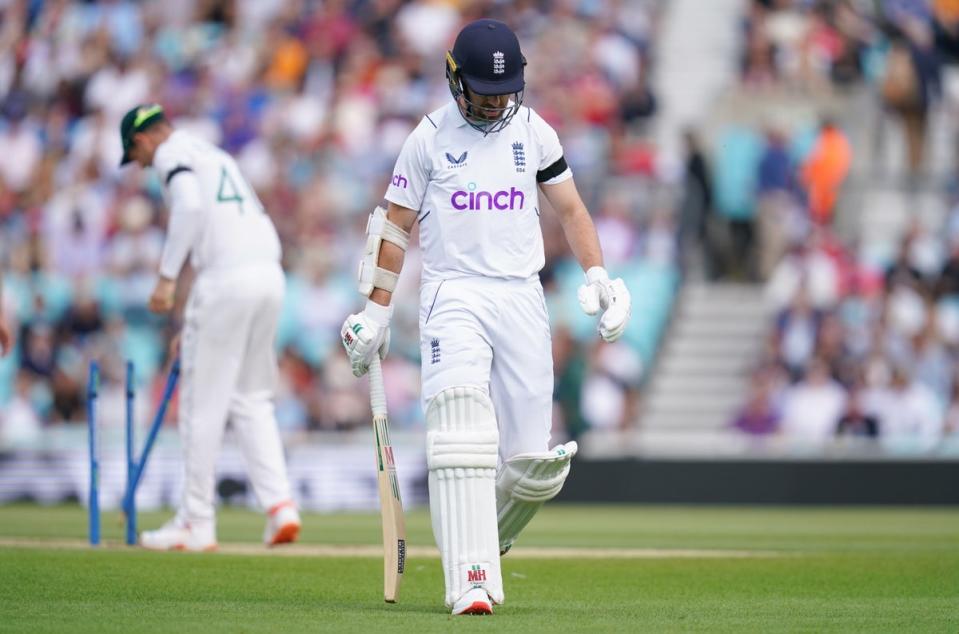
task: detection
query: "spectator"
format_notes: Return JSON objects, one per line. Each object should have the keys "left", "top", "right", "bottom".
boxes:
{"left": 779, "top": 357, "right": 847, "bottom": 444}
{"left": 741, "top": 2, "right": 779, "bottom": 87}
{"left": 731, "top": 369, "right": 781, "bottom": 436}
{"left": 679, "top": 129, "right": 714, "bottom": 275}
{"left": 755, "top": 126, "right": 798, "bottom": 280}
{"left": 766, "top": 237, "right": 841, "bottom": 311}
{"left": 0, "top": 277, "right": 12, "bottom": 356}
{"left": 775, "top": 286, "right": 822, "bottom": 379}
{"left": 872, "top": 364, "right": 943, "bottom": 447}
{"left": 879, "top": 23, "right": 941, "bottom": 183}
{"left": 933, "top": 235, "right": 959, "bottom": 299}
{"left": 0, "top": 107, "right": 42, "bottom": 195}
{"left": 836, "top": 384, "right": 880, "bottom": 439}
{"left": 580, "top": 342, "right": 643, "bottom": 432}
{"left": 911, "top": 325, "right": 952, "bottom": 402}
{"left": 714, "top": 126, "right": 764, "bottom": 279}
{"left": 800, "top": 118, "right": 852, "bottom": 225}
{"left": 942, "top": 373, "right": 959, "bottom": 436}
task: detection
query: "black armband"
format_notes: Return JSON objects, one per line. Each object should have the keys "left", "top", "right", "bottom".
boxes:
{"left": 165, "top": 165, "right": 193, "bottom": 185}
{"left": 536, "top": 156, "right": 569, "bottom": 183}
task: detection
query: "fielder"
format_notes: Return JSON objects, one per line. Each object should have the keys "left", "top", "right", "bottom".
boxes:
{"left": 341, "top": 20, "right": 631, "bottom": 615}
{"left": 119, "top": 104, "right": 300, "bottom": 550}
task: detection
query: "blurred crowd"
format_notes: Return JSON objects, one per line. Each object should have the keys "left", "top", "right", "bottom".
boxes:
{"left": 0, "top": 0, "right": 672, "bottom": 444}
{"left": 686, "top": 0, "right": 959, "bottom": 284}
{"left": 713, "top": 0, "right": 959, "bottom": 448}
{"left": 735, "top": 218, "right": 959, "bottom": 449}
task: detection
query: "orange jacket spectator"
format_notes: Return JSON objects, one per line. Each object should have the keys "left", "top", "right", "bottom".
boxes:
{"left": 935, "top": 0, "right": 959, "bottom": 23}
{"left": 801, "top": 122, "right": 851, "bottom": 224}
{"left": 266, "top": 36, "right": 309, "bottom": 91}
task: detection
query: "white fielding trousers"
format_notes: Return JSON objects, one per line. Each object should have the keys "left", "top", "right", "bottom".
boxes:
{"left": 178, "top": 263, "right": 292, "bottom": 523}
{"left": 419, "top": 276, "right": 554, "bottom": 463}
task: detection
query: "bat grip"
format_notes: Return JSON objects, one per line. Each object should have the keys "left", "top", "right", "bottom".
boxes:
{"left": 369, "top": 356, "right": 387, "bottom": 417}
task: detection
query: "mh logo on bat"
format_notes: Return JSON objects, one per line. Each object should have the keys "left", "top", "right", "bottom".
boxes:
{"left": 451, "top": 184, "right": 525, "bottom": 211}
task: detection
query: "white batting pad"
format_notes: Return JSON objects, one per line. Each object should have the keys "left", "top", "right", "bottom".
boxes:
{"left": 426, "top": 387, "right": 503, "bottom": 606}
{"left": 496, "top": 441, "right": 578, "bottom": 552}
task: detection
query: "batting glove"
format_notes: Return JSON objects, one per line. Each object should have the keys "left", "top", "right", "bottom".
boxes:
{"left": 341, "top": 300, "right": 392, "bottom": 377}
{"left": 577, "top": 266, "right": 631, "bottom": 343}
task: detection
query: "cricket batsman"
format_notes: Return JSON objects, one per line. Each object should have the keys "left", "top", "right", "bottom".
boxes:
{"left": 341, "top": 20, "right": 631, "bottom": 614}
{"left": 119, "top": 104, "right": 301, "bottom": 550}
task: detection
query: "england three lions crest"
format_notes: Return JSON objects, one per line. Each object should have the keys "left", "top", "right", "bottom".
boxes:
{"left": 493, "top": 51, "right": 505, "bottom": 75}
{"left": 512, "top": 142, "right": 525, "bottom": 173}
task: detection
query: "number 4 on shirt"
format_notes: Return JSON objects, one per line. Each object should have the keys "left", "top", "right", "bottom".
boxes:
{"left": 217, "top": 166, "right": 244, "bottom": 211}
{"left": 217, "top": 165, "right": 265, "bottom": 214}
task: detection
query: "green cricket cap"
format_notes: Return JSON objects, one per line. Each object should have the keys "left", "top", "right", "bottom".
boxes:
{"left": 119, "top": 104, "right": 166, "bottom": 166}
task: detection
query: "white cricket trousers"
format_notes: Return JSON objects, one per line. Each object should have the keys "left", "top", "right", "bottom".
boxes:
{"left": 179, "top": 263, "right": 292, "bottom": 523}
{"left": 419, "top": 276, "right": 554, "bottom": 461}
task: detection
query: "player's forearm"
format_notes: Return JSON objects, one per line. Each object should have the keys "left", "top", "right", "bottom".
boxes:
{"left": 558, "top": 205, "right": 604, "bottom": 272}
{"left": 541, "top": 179, "right": 603, "bottom": 272}
{"left": 369, "top": 203, "right": 417, "bottom": 307}
{"left": 369, "top": 241, "right": 406, "bottom": 307}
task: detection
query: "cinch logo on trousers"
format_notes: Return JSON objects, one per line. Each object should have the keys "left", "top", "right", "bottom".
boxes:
{"left": 391, "top": 173, "right": 408, "bottom": 188}
{"left": 451, "top": 186, "right": 524, "bottom": 211}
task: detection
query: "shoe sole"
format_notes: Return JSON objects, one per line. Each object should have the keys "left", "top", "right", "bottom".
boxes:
{"left": 141, "top": 543, "right": 218, "bottom": 552}
{"left": 269, "top": 522, "right": 300, "bottom": 546}
{"left": 455, "top": 602, "right": 493, "bottom": 616}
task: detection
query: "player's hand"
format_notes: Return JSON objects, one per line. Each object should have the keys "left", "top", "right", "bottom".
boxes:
{"left": 577, "top": 266, "right": 631, "bottom": 343}
{"left": 148, "top": 278, "right": 176, "bottom": 314}
{"left": 0, "top": 314, "right": 13, "bottom": 357}
{"left": 341, "top": 301, "right": 392, "bottom": 377}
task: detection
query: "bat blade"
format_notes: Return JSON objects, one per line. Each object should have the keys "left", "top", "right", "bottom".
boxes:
{"left": 369, "top": 357, "right": 406, "bottom": 603}
{"left": 374, "top": 415, "right": 406, "bottom": 602}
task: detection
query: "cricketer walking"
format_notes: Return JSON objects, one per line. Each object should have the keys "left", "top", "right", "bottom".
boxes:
{"left": 341, "top": 19, "right": 631, "bottom": 615}
{"left": 119, "top": 104, "right": 301, "bottom": 551}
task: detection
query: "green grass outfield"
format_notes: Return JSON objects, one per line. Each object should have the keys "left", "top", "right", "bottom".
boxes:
{"left": 0, "top": 505, "right": 957, "bottom": 632}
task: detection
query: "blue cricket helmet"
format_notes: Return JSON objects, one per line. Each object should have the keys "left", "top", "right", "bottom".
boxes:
{"left": 446, "top": 19, "right": 526, "bottom": 134}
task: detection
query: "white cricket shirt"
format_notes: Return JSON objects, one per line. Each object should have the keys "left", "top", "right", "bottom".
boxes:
{"left": 153, "top": 130, "right": 281, "bottom": 278}
{"left": 385, "top": 101, "right": 572, "bottom": 283}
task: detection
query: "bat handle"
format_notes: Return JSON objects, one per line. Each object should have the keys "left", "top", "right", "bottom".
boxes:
{"left": 369, "top": 356, "right": 387, "bottom": 417}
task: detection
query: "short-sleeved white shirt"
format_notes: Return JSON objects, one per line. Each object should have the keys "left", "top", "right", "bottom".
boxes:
{"left": 153, "top": 130, "right": 281, "bottom": 275}
{"left": 385, "top": 101, "right": 571, "bottom": 284}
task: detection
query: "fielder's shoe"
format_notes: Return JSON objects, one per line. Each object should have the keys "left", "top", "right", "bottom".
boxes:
{"left": 140, "top": 516, "right": 217, "bottom": 552}
{"left": 451, "top": 588, "right": 493, "bottom": 616}
{"left": 264, "top": 501, "right": 301, "bottom": 546}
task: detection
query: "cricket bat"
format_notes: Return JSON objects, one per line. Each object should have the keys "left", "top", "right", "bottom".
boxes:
{"left": 368, "top": 356, "right": 406, "bottom": 603}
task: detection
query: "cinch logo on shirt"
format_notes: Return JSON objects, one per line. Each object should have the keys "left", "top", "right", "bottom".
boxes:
{"left": 451, "top": 185, "right": 524, "bottom": 211}
{"left": 391, "top": 173, "right": 408, "bottom": 188}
